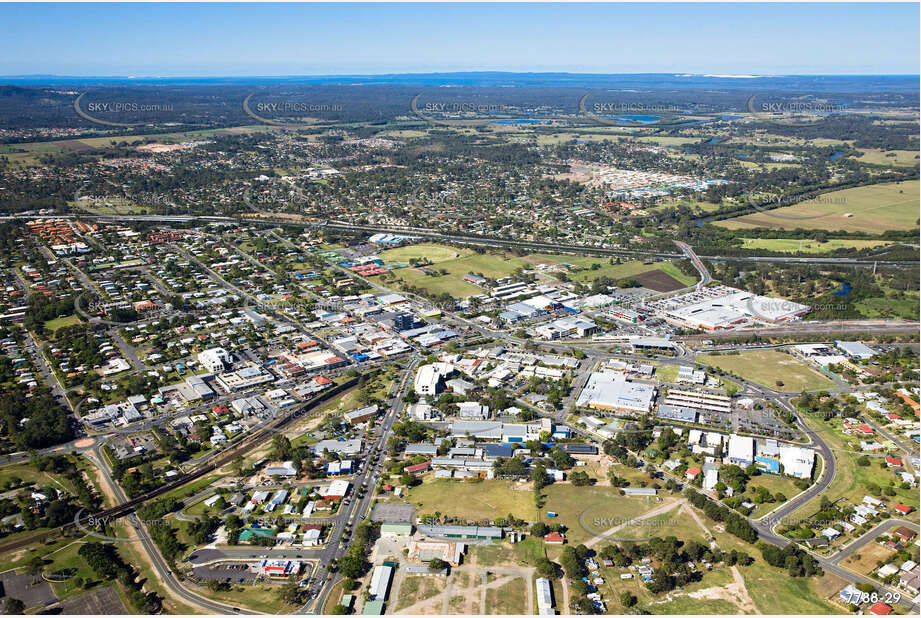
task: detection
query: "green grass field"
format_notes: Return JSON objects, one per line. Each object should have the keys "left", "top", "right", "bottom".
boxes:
{"left": 389, "top": 251, "right": 529, "bottom": 298}
{"left": 524, "top": 254, "right": 697, "bottom": 287}
{"left": 379, "top": 243, "right": 471, "bottom": 264}
{"left": 697, "top": 350, "right": 836, "bottom": 392}
{"left": 740, "top": 238, "right": 890, "bottom": 254}
{"left": 403, "top": 478, "right": 539, "bottom": 522}
{"left": 541, "top": 484, "right": 671, "bottom": 545}
{"left": 44, "top": 314, "right": 83, "bottom": 333}
{"left": 716, "top": 180, "right": 920, "bottom": 233}
{"left": 855, "top": 149, "right": 920, "bottom": 167}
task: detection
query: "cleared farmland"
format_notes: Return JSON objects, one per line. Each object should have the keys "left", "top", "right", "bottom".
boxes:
{"left": 716, "top": 180, "right": 919, "bottom": 233}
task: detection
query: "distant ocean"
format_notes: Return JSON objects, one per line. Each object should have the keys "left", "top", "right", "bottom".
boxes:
{"left": 2, "top": 72, "right": 918, "bottom": 93}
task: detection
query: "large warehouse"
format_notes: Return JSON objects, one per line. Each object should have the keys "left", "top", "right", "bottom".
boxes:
{"left": 576, "top": 372, "right": 656, "bottom": 413}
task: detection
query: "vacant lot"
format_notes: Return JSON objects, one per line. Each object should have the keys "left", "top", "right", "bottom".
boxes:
{"left": 525, "top": 254, "right": 696, "bottom": 287}
{"left": 484, "top": 576, "right": 528, "bottom": 614}
{"left": 840, "top": 542, "right": 897, "bottom": 576}
{"left": 716, "top": 180, "right": 919, "bottom": 233}
{"left": 740, "top": 238, "right": 890, "bottom": 254}
{"left": 403, "top": 478, "right": 538, "bottom": 522}
{"left": 393, "top": 575, "right": 443, "bottom": 612}
{"left": 44, "top": 314, "right": 83, "bottom": 333}
{"left": 633, "top": 269, "right": 687, "bottom": 292}
{"left": 697, "top": 350, "right": 836, "bottom": 392}
{"left": 541, "top": 484, "right": 672, "bottom": 545}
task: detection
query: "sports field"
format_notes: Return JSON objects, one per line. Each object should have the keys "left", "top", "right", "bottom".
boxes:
{"left": 378, "top": 242, "right": 470, "bottom": 264}
{"left": 716, "top": 180, "right": 919, "bottom": 233}
{"left": 739, "top": 238, "right": 890, "bottom": 254}
{"left": 389, "top": 250, "right": 529, "bottom": 298}
{"left": 697, "top": 350, "right": 837, "bottom": 392}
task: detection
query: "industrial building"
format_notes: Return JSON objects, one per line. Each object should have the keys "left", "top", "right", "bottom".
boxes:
{"left": 367, "top": 564, "right": 394, "bottom": 601}
{"left": 536, "top": 577, "right": 555, "bottom": 614}
{"left": 576, "top": 372, "right": 656, "bottom": 413}
{"left": 416, "top": 525, "right": 503, "bottom": 540}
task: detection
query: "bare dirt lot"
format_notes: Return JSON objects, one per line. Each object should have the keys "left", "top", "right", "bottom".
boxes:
{"left": 634, "top": 269, "right": 687, "bottom": 292}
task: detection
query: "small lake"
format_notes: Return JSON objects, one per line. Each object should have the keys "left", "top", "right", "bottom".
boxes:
{"left": 707, "top": 137, "right": 722, "bottom": 144}
{"left": 612, "top": 115, "right": 663, "bottom": 123}
{"left": 833, "top": 282, "right": 852, "bottom": 296}
{"left": 830, "top": 151, "right": 845, "bottom": 161}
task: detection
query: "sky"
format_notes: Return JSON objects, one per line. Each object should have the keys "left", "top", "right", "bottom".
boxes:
{"left": 0, "top": 2, "right": 918, "bottom": 76}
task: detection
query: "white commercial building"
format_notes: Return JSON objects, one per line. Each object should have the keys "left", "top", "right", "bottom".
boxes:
{"left": 368, "top": 564, "right": 394, "bottom": 601}
{"left": 835, "top": 341, "right": 876, "bottom": 359}
{"left": 198, "top": 347, "right": 232, "bottom": 373}
{"left": 727, "top": 434, "right": 754, "bottom": 465}
{"left": 779, "top": 445, "right": 815, "bottom": 479}
{"left": 576, "top": 372, "right": 656, "bottom": 413}
{"left": 414, "top": 362, "right": 455, "bottom": 396}
{"left": 664, "top": 288, "right": 810, "bottom": 330}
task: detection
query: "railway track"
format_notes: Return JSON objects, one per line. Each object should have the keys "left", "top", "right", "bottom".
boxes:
{"left": 0, "top": 377, "right": 360, "bottom": 554}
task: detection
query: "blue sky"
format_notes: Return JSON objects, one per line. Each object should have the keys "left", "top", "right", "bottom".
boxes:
{"left": 1, "top": 2, "right": 917, "bottom": 76}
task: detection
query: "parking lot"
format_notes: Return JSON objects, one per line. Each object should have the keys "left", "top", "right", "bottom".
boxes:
{"left": 0, "top": 570, "right": 57, "bottom": 610}
{"left": 191, "top": 562, "right": 260, "bottom": 585}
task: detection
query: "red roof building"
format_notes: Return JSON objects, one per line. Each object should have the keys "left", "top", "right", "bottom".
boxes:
{"left": 885, "top": 456, "right": 903, "bottom": 467}
{"left": 868, "top": 602, "right": 892, "bottom": 615}
{"left": 544, "top": 532, "right": 565, "bottom": 545}
{"left": 314, "top": 375, "right": 333, "bottom": 385}
{"left": 405, "top": 461, "right": 432, "bottom": 475}
{"left": 856, "top": 425, "right": 873, "bottom": 435}
{"left": 894, "top": 526, "right": 917, "bottom": 542}
{"left": 894, "top": 504, "right": 913, "bottom": 515}
{"left": 686, "top": 467, "right": 701, "bottom": 480}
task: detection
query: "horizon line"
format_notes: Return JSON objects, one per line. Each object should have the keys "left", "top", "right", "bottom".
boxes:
{"left": 2, "top": 71, "right": 920, "bottom": 80}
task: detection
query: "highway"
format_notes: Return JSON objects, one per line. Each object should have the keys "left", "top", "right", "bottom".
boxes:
{"left": 673, "top": 240, "right": 712, "bottom": 289}
{"left": 5, "top": 212, "right": 916, "bottom": 267}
